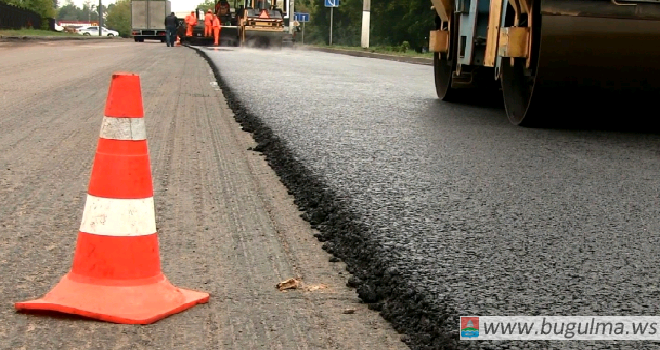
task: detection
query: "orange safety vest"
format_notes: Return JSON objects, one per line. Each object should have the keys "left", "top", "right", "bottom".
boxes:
{"left": 205, "top": 13, "right": 213, "bottom": 25}
{"left": 189, "top": 14, "right": 197, "bottom": 26}
{"left": 212, "top": 17, "right": 221, "bottom": 28}
{"left": 184, "top": 15, "right": 190, "bottom": 24}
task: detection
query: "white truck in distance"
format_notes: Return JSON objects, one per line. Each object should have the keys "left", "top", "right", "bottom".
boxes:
{"left": 131, "top": 0, "right": 172, "bottom": 42}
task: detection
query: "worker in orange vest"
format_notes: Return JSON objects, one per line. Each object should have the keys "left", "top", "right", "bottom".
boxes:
{"left": 184, "top": 13, "right": 191, "bottom": 36}
{"left": 186, "top": 11, "right": 197, "bottom": 37}
{"left": 212, "top": 13, "right": 221, "bottom": 46}
{"left": 204, "top": 9, "right": 213, "bottom": 37}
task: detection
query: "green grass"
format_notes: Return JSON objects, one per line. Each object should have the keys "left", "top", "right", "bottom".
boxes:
{"left": 310, "top": 44, "right": 433, "bottom": 59}
{"left": 0, "top": 29, "right": 80, "bottom": 37}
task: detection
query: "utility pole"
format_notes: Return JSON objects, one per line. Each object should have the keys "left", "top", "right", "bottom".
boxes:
{"left": 361, "top": 0, "right": 370, "bottom": 48}
{"left": 98, "top": 0, "right": 102, "bottom": 36}
{"left": 289, "top": 0, "right": 294, "bottom": 35}
{"left": 325, "top": 0, "right": 338, "bottom": 46}
{"left": 329, "top": 6, "right": 333, "bottom": 46}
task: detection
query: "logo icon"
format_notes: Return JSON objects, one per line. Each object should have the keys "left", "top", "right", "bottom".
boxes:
{"left": 461, "top": 317, "right": 479, "bottom": 338}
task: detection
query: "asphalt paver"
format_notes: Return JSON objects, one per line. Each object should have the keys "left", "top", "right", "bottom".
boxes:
{"left": 0, "top": 41, "right": 408, "bottom": 350}
{"left": 202, "top": 46, "right": 660, "bottom": 350}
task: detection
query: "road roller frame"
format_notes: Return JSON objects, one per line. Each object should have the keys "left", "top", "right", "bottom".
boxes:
{"left": 429, "top": 0, "right": 660, "bottom": 126}
{"left": 237, "top": 0, "right": 290, "bottom": 48}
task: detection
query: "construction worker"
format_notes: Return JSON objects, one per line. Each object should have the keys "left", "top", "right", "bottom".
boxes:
{"left": 204, "top": 9, "right": 213, "bottom": 37}
{"left": 186, "top": 11, "right": 197, "bottom": 37}
{"left": 212, "top": 13, "right": 221, "bottom": 46}
{"left": 184, "top": 13, "right": 191, "bottom": 36}
{"left": 164, "top": 12, "right": 179, "bottom": 47}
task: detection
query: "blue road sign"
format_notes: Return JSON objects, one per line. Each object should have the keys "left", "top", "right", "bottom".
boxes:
{"left": 294, "top": 12, "right": 310, "bottom": 22}
{"left": 324, "top": 0, "right": 339, "bottom": 7}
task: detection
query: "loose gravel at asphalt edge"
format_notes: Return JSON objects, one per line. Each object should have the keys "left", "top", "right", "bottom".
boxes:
{"left": 188, "top": 45, "right": 460, "bottom": 350}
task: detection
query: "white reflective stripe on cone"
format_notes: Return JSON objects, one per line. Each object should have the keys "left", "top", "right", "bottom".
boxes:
{"left": 79, "top": 195, "right": 157, "bottom": 236}
{"left": 99, "top": 116, "right": 146, "bottom": 141}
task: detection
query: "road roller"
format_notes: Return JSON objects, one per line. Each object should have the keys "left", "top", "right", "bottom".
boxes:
{"left": 237, "top": 0, "right": 292, "bottom": 48}
{"left": 429, "top": 0, "right": 660, "bottom": 126}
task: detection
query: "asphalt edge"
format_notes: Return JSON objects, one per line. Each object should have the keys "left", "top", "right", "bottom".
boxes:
{"left": 299, "top": 46, "right": 433, "bottom": 66}
{"left": 187, "top": 45, "right": 460, "bottom": 350}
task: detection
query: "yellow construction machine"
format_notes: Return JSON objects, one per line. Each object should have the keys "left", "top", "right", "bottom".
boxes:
{"left": 236, "top": 0, "right": 293, "bottom": 48}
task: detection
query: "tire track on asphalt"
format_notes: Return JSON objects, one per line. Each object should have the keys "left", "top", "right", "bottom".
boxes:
{"left": 152, "top": 51, "right": 217, "bottom": 348}
{"left": 149, "top": 64, "right": 181, "bottom": 226}
{"left": 225, "top": 102, "right": 345, "bottom": 349}
{"left": 142, "top": 53, "right": 180, "bottom": 235}
{"left": 187, "top": 51, "right": 318, "bottom": 349}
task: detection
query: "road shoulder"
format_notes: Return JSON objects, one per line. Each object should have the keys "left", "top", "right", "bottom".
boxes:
{"left": 0, "top": 36, "right": 124, "bottom": 47}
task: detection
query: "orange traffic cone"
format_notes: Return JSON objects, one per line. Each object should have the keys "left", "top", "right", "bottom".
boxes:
{"left": 15, "top": 72, "right": 209, "bottom": 324}
{"left": 176, "top": 35, "right": 181, "bottom": 46}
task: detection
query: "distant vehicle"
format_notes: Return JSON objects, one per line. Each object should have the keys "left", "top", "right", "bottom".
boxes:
{"left": 77, "top": 26, "right": 119, "bottom": 36}
{"left": 131, "top": 0, "right": 172, "bottom": 42}
{"left": 56, "top": 21, "right": 95, "bottom": 34}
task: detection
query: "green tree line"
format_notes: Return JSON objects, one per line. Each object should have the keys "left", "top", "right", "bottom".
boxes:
{"left": 56, "top": 0, "right": 101, "bottom": 22}
{"left": 296, "top": 0, "right": 436, "bottom": 52}
{"left": 3, "top": 0, "right": 56, "bottom": 28}
{"left": 57, "top": 0, "right": 131, "bottom": 37}
{"left": 105, "top": 0, "right": 130, "bottom": 37}
{"left": 3, "top": 0, "right": 131, "bottom": 36}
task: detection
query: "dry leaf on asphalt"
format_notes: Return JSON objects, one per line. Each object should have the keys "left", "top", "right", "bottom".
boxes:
{"left": 276, "top": 278, "right": 301, "bottom": 291}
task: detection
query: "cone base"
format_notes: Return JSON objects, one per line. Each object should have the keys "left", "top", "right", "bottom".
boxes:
{"left": 15, "top": 273, "right": 209, "bottom": 324}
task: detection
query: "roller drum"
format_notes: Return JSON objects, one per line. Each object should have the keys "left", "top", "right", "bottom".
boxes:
{"left": 243, "top": 29, "right": 285, "bottom": 48}
{"left": 501, "top": 0, "right": 660, "bottom": 125}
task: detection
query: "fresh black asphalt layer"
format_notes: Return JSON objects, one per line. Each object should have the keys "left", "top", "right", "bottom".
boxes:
{"left": 193, "top": 46, "right": 660, "bottom": 350}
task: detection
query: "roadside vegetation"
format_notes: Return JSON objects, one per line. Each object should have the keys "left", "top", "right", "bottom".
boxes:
{"left": 295, "top": 0, "right": 435, "bottom": 54}
{"left": 311, "top": 43, "right": 433, "bottom": 59}
{"left": 1, "top": 0, "right": 131, "bottom": 37}
{"left": 2, "top": 0, "right": 55, "bottom": 29}
{"left": 104, "top": 0, "right": 131, "bottom": 37}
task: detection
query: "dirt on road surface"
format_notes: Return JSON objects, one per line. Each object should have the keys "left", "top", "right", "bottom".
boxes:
{"left": 0, "top": 41, "right": 408, "bottom": 350}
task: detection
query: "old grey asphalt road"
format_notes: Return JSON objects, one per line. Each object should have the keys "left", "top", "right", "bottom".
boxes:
{"left": 202, "top": 46, "right": 660, "bottom": 350}
{"left": 0, "top": 41, "right": 408, "bottom": 350}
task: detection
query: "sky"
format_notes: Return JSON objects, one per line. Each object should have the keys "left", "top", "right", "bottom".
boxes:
{"left": 68, "top": 0, "right": 204, "bottom": 12}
